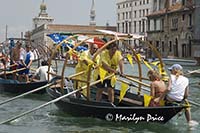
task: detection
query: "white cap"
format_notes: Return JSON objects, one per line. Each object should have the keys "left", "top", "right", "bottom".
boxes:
{"left": 168, "top": 64, "right": 183, "bottom": 71}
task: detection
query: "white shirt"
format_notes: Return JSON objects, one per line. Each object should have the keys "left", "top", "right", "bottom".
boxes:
{"left": 167, "top": 74, "right": 189, "bottom": 101}
{"left": 35, "top": 66, "right": 54, "bottom": 81}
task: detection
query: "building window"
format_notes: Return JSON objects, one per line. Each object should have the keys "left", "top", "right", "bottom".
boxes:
{"left": 143, "top": 9, "right": 145, "bottom": 16}
{"left": 134, "top": 21, "right": 137, "bottom": 33}
{"left": 134, "top": 11, "right": 137, "bottom": 18}
{"left": 188, "top": 14, "right": 192, "bottom": 26}
{"left": 147, "top": 0, "right": 149, "bottom": 4}
{"left": 117, "top": 23, "right": 120, "bottom": 32}
{"left": 171, "top": 17, "right": 178, "bottom": 30}
{"left": 146, "top": 9, "right": 149, "bottom": 15}
{"left": 147, "top": 19, "right": 150, "bottom": 31}
{"left": 153, "top": 0, "right": 157, "bottom": 11}
{"left": 162, "top": 41, "right": 164, "bottom": 52}
{"left": 139, "top": 10, "right": 141, "bottom": 17}
{"left": 154, "top": 19, "right": 157, "bottom": 30}
{"left": 118, "top": 13, "right": 120, "bottom": 20}
{"left": 169, "top": 41, "right": 172, "bottom": 52}
{"left": 126, "top": 12, "right": 128, "bottom": 19}
{"left": 142, "top": 19, "right": 145, "bottom": 32}
{"left": 118, "top": 5, "right": 120, "bottom": 9}
{"left": 129, "top": 22, "right": 132, "bottom": 33}
{"left": 123, "top": 12, "right": 125, "bottom": 19}
{"left": 182, "top": 0, "right": 185, "bottom": 5}
{"left": 122, "top": 22, "right": 124, "bottom": 33}
{"left": 182, "top": 14, "right": 185, "bottom": 21}
{"left": 139, "top": 21, "right": 141, "bottom": 32}
{"left": 161, "top": 18, "right": 164, "bottom": 31}
{"left": 125, "top": 22, "right": 128, "bottom": 33}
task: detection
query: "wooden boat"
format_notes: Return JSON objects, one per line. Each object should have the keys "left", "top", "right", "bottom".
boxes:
{"left": 187, "top": 69, "right": 200, "bottom": 77}
{"left": 45, "top": 30, "right": 189, "bottom": 124}
{"left": 152, "top": 58, "right": 197, "bottom": 66}
{"left": 0, "top": 78, "right": 47, "bottom": 94}
{"left": 47, "top": 87, "right": 187, "bottom": 124}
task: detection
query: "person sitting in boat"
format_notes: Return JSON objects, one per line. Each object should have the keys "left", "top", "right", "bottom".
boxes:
{"left": 147, "top": 69, "right": 167, "bottom": 106}
{"left": 165, "top": 64, "right": 199, "bottom": 126}
{"left": 18, "top": 44, "right": 34, "bottom": 82}
{"left": 75, "top": 43, "right": 99, "bottom": 97}
{"left": 31, "top": 60, "right": 55, "bottom": 82}
{"left": 10, "top": 41, "right": 25, "bottom": 80}
{"left": 96, "top": 43, "right": 124, "bottom": 104}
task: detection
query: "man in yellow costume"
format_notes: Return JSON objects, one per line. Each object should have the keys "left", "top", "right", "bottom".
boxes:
{"left": 75, "top": 43, "right": 99, "bottom": 97}
{"left": 96, "top": 43, "right": 124, "bottom": 104}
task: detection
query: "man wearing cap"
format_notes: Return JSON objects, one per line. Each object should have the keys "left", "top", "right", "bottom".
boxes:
{"left": 166, "top": 64, "right": 198, "bottom": 126}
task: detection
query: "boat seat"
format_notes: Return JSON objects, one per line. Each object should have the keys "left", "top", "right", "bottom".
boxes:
{"left": 102, "top": 91, "right": 143, "bottom": 106}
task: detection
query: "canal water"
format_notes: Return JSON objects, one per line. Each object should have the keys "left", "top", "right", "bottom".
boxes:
{"left": 0, "top": 63, "right": 199, "bottom": 133}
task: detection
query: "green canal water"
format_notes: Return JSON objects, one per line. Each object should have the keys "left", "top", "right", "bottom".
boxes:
{"left": 0, "top": 63, "right": 199, "bottom": 133}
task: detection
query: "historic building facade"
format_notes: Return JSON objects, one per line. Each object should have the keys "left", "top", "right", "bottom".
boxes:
{"left": 28, "top": 0, "right": 116, "bottom": 54}
{"left": 146, "top": 0, "right": 200, "bottom": 61}
{"left": 32, "top": 0, "right": 54, "bottom": 29}
{"left": 116, "top": 0, "right": 153, "bottom": 47}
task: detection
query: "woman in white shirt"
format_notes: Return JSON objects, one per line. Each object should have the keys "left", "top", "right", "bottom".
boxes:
{"left": 166, "top": 64, "right": 198, "bottom": 126}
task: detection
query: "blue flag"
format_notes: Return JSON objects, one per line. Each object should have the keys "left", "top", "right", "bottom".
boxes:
{"left": 47, "top": 33, "right": 67, "bottom": 44}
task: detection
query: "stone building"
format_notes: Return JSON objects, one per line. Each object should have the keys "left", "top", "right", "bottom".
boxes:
{"left": 116, "top": 0, "right": 153, "bottom": 47}
{"left": 146, "top": 0, "right": 200, "bottom": 62}
{"left": 32, "top": 0, "right": 54, "bottom": 29}
{"left": 28, "top": 0, "right": 116, "bottom": 54}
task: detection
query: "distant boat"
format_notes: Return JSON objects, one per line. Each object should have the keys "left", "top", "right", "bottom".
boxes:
{"left": 0, "top": 78, "right": 47, "bottom": 94}
{"left": 152, "top": 58, "right": 197, "bottom": 66}
{"left": 187, "top": 69, "right": 200, "bottom": 77}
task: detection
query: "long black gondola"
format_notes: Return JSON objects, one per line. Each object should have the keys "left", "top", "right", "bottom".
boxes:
{"left": 47, "top": 86, "right": 187, "bottom": 124}
{"left": 0, "top": 78, "right": 47, "bottom": 94}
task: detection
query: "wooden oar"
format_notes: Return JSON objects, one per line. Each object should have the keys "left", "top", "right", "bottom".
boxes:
{"left": 185, "top": 69, "right": 200, "bottom": 75}
{"left": 188, "top": 100, "right": 200, "bottom": 107}
{"left": 117, "top": 78, "right": 149, "bottom": 93}
{"left": 0, "top": 82, "right": 56, "bottom": 106}
{"left": 0, "top": 74, "right": 114, "bottom": 125}
{"left": 0, "top": 67, "right": 26, "bottom": 75}
{"left": 124, "top": 75, "right": 150, "bottom": 87}
{"left": 0, "top": 90, "right": 78, "bottom": 125}
{"left": 0, "top": 64, "right": 18, "bottom": 71}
